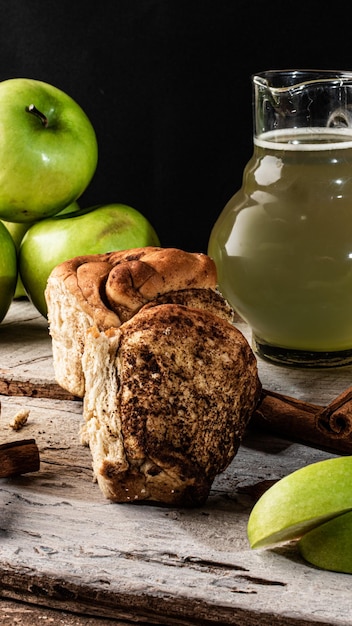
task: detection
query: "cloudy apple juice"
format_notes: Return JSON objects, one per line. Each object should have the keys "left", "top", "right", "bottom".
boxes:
{"left": 208, "top": 128, "right": 352, "bottom": 365}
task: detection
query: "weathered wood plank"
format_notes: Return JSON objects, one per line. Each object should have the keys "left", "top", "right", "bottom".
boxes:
{"left": 0, "top": 597, "right": 134, "bottom": 626}
{"left": 0, "top": 393, "right": 348, "bottom": 625}
{"left": 0, "top": 395, "right": 93, "bottom": 500}
{"left": 0, "top": 301, "right": 352, "bottom": 625}
{"left": 0, "top": 300, "right": 76, "bottom": 399}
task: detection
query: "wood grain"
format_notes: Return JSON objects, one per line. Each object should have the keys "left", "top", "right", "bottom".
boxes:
{"left": 0, "top": 300, "right": 351, "bottom": 625}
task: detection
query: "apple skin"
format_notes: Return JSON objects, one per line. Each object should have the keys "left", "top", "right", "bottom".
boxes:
{"left": 298, "top": 510, "right": 352, "bottom": 573}
{"left": 0, "top": 221, "right": 17, "bottom": 322}
{"left": 2, "top": 201, "right": 80, "bottom": 298}
{"left": 19, "top": 203, "right": 161, "bottom": 317}
{"left": 247, "top": 456, "right": 352, "bottom": 549}
{"left": 0, "top": 78, "right": 98, "bottom": 223}
{"left": 1, "top": 220, "right": 29, "bottom": 298}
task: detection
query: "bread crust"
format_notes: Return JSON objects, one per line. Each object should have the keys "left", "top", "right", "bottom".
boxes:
{"left": 82, "top": 303, "right": 261, "bottom": 507}
{"left": 46, "top": 247, "right": 220, "bottom": 397}
{"left": 47, "top": 246, "right": 217, "bottom": 327}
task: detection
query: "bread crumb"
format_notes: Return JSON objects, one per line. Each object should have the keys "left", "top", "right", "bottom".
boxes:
{"left": 9, "top": 409, "right": 30, "bottom": 431}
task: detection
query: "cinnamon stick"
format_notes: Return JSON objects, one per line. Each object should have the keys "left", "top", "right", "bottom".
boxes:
{"left": 251, "top": 389, "right": 321, "bottom": 442}
{"left": 315, "top": 388, "right": 352, "bottom": 454}
{"left": 0, "top": 439, "right": 40, "bottom": 477}
{"left": 251, "top": 388, "right": 352, "bottom": 455}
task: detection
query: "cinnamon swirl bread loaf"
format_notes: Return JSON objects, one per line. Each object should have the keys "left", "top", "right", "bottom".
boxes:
{"left": 45, "top": 246, "right": 261, "bottom": 506}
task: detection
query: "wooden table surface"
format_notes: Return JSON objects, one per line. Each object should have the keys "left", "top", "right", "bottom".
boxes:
{"left": 1, "top": 300, "right": 352, "bottom": 626}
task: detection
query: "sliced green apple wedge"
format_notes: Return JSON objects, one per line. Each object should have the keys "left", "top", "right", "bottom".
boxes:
{"left": 298, "top": 510, "right": 352, "bottom": 573}
{"left": 247, "top": 456, "right": 352, "bottom": 549}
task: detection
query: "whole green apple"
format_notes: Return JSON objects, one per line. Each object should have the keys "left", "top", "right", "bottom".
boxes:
{"left": 0, "top": 78, "right": 98, "bottom": 223}
{"left": 0, "top": 221, "right": 17, "bottom": 322}
{"left": 2, "top": 201, "right": 80, "bottom": 298}
{"left": 19, "top": 203, "right": 161, "bottom": 317}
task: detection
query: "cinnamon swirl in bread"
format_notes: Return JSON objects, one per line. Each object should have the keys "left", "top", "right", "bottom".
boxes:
{"left": 45, "top": 247, "right": 233, "bottom": 397}
{"left": 82, "top": 302, "right": 261, "bottom": 506}
{"left": 45, "top": 246, "right": 261, "bottom": 506}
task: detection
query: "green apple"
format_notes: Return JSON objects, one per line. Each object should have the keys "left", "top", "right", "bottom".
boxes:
{"left": 2, "top": 220, "right": 29, "bottom": 298}
{"left": 298, "top": 510, "right": 352, "bottom": 573}
{"left": 0, "top": 78, "right": 98, "bottom": 223}
{"left": 0, "top": 221, "right": 17, "bottom": 322}
{"left": 2, "top": 201, "right": 80, "bottom": 298}
{"left": 247, "top": 456, "right": 352, "bottom": 549}
{"left": 19, "top": 203, "right": 161, "bottom": 317}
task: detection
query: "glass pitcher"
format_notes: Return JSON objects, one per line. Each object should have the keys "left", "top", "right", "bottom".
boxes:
{"left": 208, "top": 69, "right": 352, "bottom": 367}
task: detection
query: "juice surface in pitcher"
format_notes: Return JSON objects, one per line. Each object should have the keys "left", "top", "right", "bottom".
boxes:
{"left": 208, "top": 127, "right": 352, "bottom": 362}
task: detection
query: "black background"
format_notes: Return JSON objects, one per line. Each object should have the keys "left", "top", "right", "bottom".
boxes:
{"left": 0, "top": 0, "right": 350, "bottom": 252}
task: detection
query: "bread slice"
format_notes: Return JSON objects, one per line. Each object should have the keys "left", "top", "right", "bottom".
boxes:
{"left": 45, "top": 247, "right": 230, "bottom": 397}
{"left": 81, "top": 303, "right": 261, "bottom": 507}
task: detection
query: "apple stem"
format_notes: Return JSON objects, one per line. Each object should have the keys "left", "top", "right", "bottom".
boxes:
{"left": 26, "top": 104, "right": 48, "bottom": 128}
